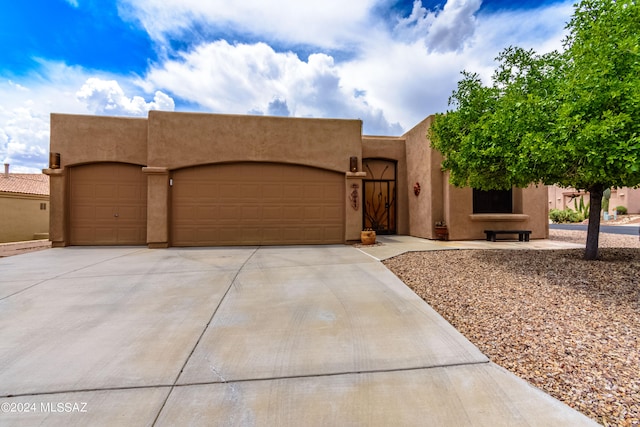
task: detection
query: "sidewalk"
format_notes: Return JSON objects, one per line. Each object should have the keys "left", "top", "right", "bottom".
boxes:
{"left": 357, "top": 235, "right": 584, "bottom": 260}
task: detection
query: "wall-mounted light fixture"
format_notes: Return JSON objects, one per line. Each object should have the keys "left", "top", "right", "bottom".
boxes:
{"left": 349, "top": 156, "right": 358, "bottom": 172}
{"left": 49, "top": 152, "right": 61, "bottom": 169}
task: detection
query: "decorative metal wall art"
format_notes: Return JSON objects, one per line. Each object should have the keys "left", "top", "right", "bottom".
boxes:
{"left": 349, "top": 183, "right": 360, "bottom": 210}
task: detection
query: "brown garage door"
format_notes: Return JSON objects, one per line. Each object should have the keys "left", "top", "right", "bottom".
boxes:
{"left": 171, "top": 163, "right": 344, "bottom": 246}
{"left": 69, "top": 163, "right": 147, "bottom": 245}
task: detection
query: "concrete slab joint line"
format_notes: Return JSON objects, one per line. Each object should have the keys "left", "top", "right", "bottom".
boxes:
{"left": 151, "top": 246, "right": 260, "bottom": 426}
{"left": 0, "top": 245, "right": 597, "bottom": 426}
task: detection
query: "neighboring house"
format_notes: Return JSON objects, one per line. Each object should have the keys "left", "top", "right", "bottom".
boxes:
{"left": 548, "top": 185, "right": 640, "bottom": 214}
{"left": 44, "top": 112, "right": 548, "bottom": 247}
{"left": 0, "top": 164, "right": 50, "bottom": 243}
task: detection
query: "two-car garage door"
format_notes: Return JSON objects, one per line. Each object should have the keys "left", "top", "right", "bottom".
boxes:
{"left": 171, "top": 163, "right": 344, "bottom": 246}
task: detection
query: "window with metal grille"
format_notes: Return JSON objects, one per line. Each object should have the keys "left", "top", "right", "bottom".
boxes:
{"left": 472, "top": 189, "right": 512, "bottom": 213}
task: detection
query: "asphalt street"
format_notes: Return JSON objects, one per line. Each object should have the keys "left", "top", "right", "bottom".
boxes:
{"left": 550, "top": 223, "right": 640, "bottom": 236}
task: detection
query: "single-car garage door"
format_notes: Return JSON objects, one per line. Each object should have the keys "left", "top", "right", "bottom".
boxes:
{"left": 69, "top": 163, "right": 147, "bottom": 245}
{"left": 171, "top": 163, "right": 344, "bottom": 246}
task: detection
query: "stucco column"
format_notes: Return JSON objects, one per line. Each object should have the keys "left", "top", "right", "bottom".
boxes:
{"left": 142, "top": 167, "right": 170, "bottom": 248}
{"left": 43, "top": 168, "right": 66, "bottom": 247}
{"left": 345, "top": 172, "right": 366, "bottom": 241}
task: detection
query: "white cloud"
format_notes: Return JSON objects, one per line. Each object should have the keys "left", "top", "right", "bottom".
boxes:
{"left": 0, "top": 64, "right": 175, "bottom": 172}
{"left": 65, "top": 0, "right": 79, "bottom": 8}
{"left": 76, "top": 78, "right": 175, "bottom": 116}
{"left": 0, "top": 69, "right": 89, "bottom": 172}
{"left": 117, "top": 0, "right": 377, "bottom": 49}
{"left": 8, "top": 80, "right": 29, "bottom": 92}
{"left": 394, "top": 0, "right": 482, "bottom": 52}
{"left": 0, "top": 104, "right": 50, "bottom": 172}
{"left": 339, "top": 1, "right": 572, "bottom": 129}
{"left": 135, "top": 0, "right": 572, "bottom": 133}
{"left": 141, "top": 40, "right": 402, "bottom": 134}
{"left": 425, "top": 0, "right": 482, "bottom": 52}
{"left": 1, "top": 1, "right": 575, "bottom": 172}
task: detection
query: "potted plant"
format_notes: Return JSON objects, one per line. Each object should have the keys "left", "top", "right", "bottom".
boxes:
{"left": 434, "top": 221, "right": 448, "bottom": 241}
{"left": 360, "top": 228, "right": 376, "bottom": 245}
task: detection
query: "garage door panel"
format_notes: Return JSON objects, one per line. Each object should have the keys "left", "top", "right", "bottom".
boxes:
{"left": 240, "top": 206, "right": 260, "bottom": 220}
{"left": 95, "top": 206, "right": 115, "bottom": 221}
{"left": 324, "top": 227, "right": 344, "bottom": 241}
{"left": 94, "top": 227, "right": 117, "bottom": 243}
{"left": 117, "top": 184, "right": 143, "bottom": 200}
{"left": 171, "top": 163, "right": 344, "bottom": 246}
{"left": 70, "top": 163, "right": 147, "bottom": 245}
{"left": 324, "top": 206, "right": 343, "bottom": 220}
{"left": 219, "top": 184, "right": 238, "bottom": 198}
{"left": 200, "top": 206, "right": 220, "bottom": 218}
{"left": 282, "top": 184, "right": 303, "bottom": 198}
{"left": 263, "top": 184, "right": 282, "bottom": 199}
{"left": 117, "top": 227, "right": 145, "bottom": 244}
{"left": 95, "top": 184, "right": 117, "bottom": 199}
{"left": 118, "top": 205, "right": 146, "bottom": 221}
{"left": 282, "top": 206, "right": 302, "bottom": 219}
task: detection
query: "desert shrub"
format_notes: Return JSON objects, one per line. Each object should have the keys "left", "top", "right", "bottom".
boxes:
{"left": 549, "top": 208, "right": 584, "bottom": 223}
{"left": 615, "top": 206, "right": 627, "bottom": 215}
{"left": 566, "top": 209, "right": 584, "bottom": 223}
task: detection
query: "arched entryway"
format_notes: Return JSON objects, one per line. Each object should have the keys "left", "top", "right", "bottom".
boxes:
{"left": 363, "top": 158, "right": 396, "bottom": 234}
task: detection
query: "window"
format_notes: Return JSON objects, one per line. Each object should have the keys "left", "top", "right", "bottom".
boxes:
{"left": 40, "top": 203, "right": 47, "bottom": 210}
{"left": 473, "top": 189, "right": 512, "bottom": 213}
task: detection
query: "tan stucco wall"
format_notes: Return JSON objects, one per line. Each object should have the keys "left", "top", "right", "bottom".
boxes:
{"left": 147, "top": 111, "right": 363, "bottom": 172}
{"left": 47, "top": 114, "right": 148, "bottom": 246}
{"left": 47, "top": 111, "right": 551, "bottom": 246}
{"left": 625, "top": 188, "right": 640, "bottom": 214}
{"left": 445, "top": 184, "right": 548, "bottom": 240}
{"left": 362, "top": 136, "right": 408, "bottom": 235}
{"left": 142, "top": 167, "right": 170, "bottom": 248}
{"left": 50, "top": 113, "right": 147, "bottom": 168}
{"left": 345, "top": 172, "right": 366, "bottom": 241}
{"left": 48, "top": 112, "right": 366, "bottom": 247}
{"left": 45, "top": 169, "right": 66, "bottom": 247}
{"left": 0, "top": 193, "right": 49, "bottom": 243}
{"left": 403, "top": 115, "right": 442, "bottom": 238}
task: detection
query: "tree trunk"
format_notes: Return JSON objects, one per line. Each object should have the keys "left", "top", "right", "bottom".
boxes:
{"left": 585, "top": 185, "right": 604, "bottom": 260}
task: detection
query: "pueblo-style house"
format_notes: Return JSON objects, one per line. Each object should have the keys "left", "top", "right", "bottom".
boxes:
{"left": 44, "top": 111, "right": 548, "bottom": 247}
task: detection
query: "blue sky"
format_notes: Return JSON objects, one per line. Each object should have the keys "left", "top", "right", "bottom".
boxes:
{"left": 1, "top": 0, "right": 573, "bottom": 172}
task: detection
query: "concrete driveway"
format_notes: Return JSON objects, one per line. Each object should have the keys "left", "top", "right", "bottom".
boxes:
{"left": 0, "top": 245, "right": 596, "bottom": 426}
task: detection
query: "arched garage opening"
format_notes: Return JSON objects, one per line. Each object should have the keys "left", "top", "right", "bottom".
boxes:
{"left": 68, "top": 162, "right": 147, "bottom": 245}
{"left": 170, "top": 162, "right": 345, "bottom": 246}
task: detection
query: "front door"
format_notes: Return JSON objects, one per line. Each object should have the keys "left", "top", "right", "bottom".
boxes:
{"left": 363, "top": 159, "right": 396, "bottom": 234}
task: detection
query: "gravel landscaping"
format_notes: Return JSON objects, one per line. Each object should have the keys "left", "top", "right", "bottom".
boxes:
{"left": 383, "top": 229, "right": 639, "bottom": 426}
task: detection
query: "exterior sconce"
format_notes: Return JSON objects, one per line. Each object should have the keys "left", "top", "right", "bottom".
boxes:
{"left": 413, "top": 182, "right": 421, "bottom": 196}
{"left": 349, "top": 156, "right": 358, "bottom": 172}
{"left": 49, "top": 152, "right": 61, "bottom": 169}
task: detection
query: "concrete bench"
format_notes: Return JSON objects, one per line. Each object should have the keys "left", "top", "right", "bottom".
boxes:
{"left": 484, "top": 230, "right": 531, "bottom": 242}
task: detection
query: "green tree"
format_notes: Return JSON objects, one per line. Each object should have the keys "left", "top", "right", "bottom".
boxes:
{"left": 429, "top": 0, "right": 640, "bottom": 260}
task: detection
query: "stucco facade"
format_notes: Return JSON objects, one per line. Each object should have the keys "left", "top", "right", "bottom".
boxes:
{"left": 45, "top": 111, "right": 548, "bottom": 247}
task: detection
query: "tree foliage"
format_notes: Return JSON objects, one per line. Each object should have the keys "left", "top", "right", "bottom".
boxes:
{"left": 429, "top": 0, "right": 640, "bottom": 259}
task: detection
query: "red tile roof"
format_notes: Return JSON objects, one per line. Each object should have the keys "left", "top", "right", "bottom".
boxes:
{"left": 0, "top": 174, "right": 50, "bottom": 196}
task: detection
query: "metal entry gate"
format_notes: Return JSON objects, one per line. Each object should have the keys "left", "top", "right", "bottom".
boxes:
{"left": 363, "top": 159, "right": 396, "bottom": 234}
